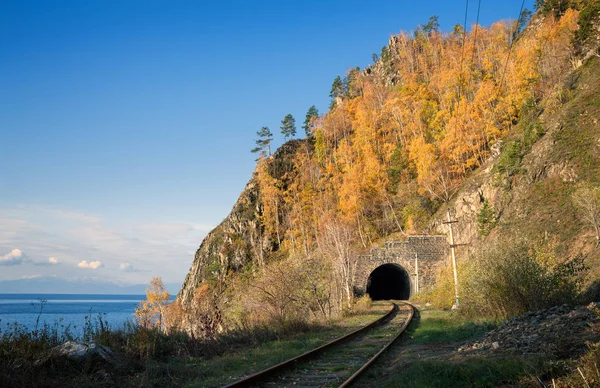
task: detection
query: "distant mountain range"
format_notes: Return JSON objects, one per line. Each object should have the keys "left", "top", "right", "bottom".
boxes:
{"left": 0, "top": 276, "right": 181, "bottom": 295}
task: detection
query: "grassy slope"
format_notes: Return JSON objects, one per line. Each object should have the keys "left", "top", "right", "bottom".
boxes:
{"left": 509, "top": 56, "right": 600, "bottom": 277}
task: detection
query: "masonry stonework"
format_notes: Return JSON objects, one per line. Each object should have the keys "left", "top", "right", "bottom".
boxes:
{"left": 355, "top": 235, "right": 449, "bottom": 297}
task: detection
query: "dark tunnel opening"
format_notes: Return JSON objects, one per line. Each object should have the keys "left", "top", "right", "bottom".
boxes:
{"left": 366, "top": 264, "right": 411, "bottom": 300}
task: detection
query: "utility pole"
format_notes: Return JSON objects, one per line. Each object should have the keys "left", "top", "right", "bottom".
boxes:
{"left": 443, "top": 210, "right": 466, "bottom": 308}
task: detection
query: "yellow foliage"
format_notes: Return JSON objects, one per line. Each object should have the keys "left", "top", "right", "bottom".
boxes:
{"left": 135, "top": 276, "right": 170, "bottom": 331}
{"left": 258, "top": 9, "right": 584, "bottom": 262}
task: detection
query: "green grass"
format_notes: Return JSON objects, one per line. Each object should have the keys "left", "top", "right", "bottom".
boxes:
{"left": 377, "top": 358, "right": 534, "bottom": 388}
{"left": 183, "top": 310, "right": 386, "bottom": 387}
{"left": 356, "top": 308, "right": 542, "bottom": 387}
{"left": 405, "top": 309, "right": 498, "bottom": 345}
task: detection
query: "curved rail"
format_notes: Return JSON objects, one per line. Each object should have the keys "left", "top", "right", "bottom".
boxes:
{"left": 223, "top": 301, "right": 415, "bottom": 388}
{"left": 339, "top": 301, "right": 415, "bottom": 387}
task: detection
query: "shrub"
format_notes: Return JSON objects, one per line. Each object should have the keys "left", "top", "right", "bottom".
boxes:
{"left": 477, "top": 199, "right": 497, "bottom": 237}
{"left": 414, "top": 265, "right": 456, "bottom": 309}
{"left": 496, "top": 140, "right": 523, "bottom": 178}
{"left": 461, "top": 237, "right": 586, "bottom": 319}
{"left": 353, "top": 295, "right": 373, "bottom": 312}
{"left": 574, "top": 0, "right": 600, "bottom": 56}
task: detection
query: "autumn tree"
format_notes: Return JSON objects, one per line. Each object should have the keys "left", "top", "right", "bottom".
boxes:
{"left": 319, "top": 219, "right": 358, "bottom": 309}
{"left": 302, "top": 105, "right": 319, "bottom": 137}
{"left": 256, "top": 158, "right": 284, "bottom": 248}
{"left": 280, "top": 113, "right": 296, "bottom": 140}
{"left": 245, "top": 258, "right": 305, "bottom": 322}
{"left": 251, "top": 126, "right": 273, "bottom": 159}
{"left": 135, "top": 276, "right": 170, "bottom": 331}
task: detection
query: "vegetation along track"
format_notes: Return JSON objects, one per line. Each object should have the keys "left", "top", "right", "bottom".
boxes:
{"left": 224, "top": 301, "right": 415, "bottom": 388}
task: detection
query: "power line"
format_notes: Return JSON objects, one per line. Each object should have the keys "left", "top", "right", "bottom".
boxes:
{"left": 495, "top": 0, "right": 527, "bottom": 108}
{"left": 457, "top": 0, "right": 470, "bottom": 101}
{"left": 464, "top": 0, "right": 483, "bottom": 164}
{"left": 468, "top": 0, "right": 482, "bottom": 78}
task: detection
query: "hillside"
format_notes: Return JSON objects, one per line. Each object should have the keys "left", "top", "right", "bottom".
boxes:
{"left": 436, "top": 54, "right": 600, "bottom": 263}
{"left": 177, "top": 0, "right": 600, "bottom": 325}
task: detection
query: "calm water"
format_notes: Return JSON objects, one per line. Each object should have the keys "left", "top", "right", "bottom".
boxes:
{"left": 0, "top": 294, "right": 149, "bottom": 335}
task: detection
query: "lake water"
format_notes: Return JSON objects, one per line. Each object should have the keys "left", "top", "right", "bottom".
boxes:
{"left": 0, "top": 293, "right": 150, "bottom": 336}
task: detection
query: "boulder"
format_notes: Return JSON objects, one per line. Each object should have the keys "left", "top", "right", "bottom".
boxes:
{"left": 36, "top": 341, "right": 119, "bottom": 370}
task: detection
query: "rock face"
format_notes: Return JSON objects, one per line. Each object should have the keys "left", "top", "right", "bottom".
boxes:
{"left": 178, "top": 140, "right": 307, "bottom": 306}
{"left": 36, "top": 341, "right": 118, "bottom": 370}
{"left": 178, "top": 176, "right": 261, "bottom": 306}
{"left": 459, "top": 304, "right": 600, "bottom": 358}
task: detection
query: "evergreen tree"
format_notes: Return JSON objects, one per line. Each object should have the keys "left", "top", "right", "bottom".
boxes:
{"left": 302, "top": 105, "right": 319, "bottom": 137}
{"left": 280, "top": 113, "right": 296, "bottom": 140}
{"left": 422, "top": 15, "right": 439, "bottom": 35}
{"left": 329, "top": 75, "right": 347, "bottom": 109}
{"left": 251, "top": 126, "right": 273, "bottom": 159}
{"left": 477, "top": 199, "right": 497, "bottom": 237}
{"left": 345, "top": 67, "right": 362, "bottom": 99}
{"left": 515, "top": 8, "right": 532, "bottom": 38}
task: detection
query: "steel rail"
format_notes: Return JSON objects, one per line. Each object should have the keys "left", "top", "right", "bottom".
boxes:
{"left": 338, "top": 301, "right": 415, "bottom": 387}
{"left": 222, "top": 303, "right": 398, "bottom": 388}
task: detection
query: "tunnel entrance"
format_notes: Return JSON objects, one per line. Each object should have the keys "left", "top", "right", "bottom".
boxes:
{"left": 366, "top": 264, "right": 411, "bottom": 300}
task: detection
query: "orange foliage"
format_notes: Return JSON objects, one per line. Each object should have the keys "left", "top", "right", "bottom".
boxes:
{"left": 264, "top": 11, "right": 582, "bottom": 247}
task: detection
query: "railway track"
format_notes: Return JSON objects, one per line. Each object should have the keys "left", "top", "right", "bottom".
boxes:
{"left": 223, "top": 301, "right": 415, "bottom": 388}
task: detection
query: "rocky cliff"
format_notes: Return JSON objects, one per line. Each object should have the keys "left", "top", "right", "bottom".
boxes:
{"left": 178, "top": 140, "right": 308, "bottom": 305}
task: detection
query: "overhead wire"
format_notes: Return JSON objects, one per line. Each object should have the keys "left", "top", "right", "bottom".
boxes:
{"left": 457, "top": 0, "right": 470, "bottom": 101}
{"left": 468, "top": 0, "right": 482, "bottom": 86}
{"left": 495, "top": 0, "right": 527, "bottom": 106}
{"left": 465, "top": 0, "right": 484, "bottom": 164}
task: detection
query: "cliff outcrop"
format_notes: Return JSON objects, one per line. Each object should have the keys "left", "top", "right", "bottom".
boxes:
{"left": 178, "top": 140, "right": 308, "bottom": 305}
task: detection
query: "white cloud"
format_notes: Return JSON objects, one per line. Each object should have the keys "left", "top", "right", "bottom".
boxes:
{"left": 78, "top": 260, "right": 104, "bottom": 269}
{"left": 0, "top": 249, "right": 25, "bottom": 266}
{"left": 0, "top": 204, "right": 208, "bottom": 286}
{"left": 120, "top": 262, "right": 135, "bottom": 272}
{"left": 31, "top": 256, "right": 61, "bottom": 266}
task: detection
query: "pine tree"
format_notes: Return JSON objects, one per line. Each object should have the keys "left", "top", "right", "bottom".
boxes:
{"left": 329, "top": 75, "right": 347, "bottom": 109}
{"left": 422, "top": 15, "right": 439, "bottom": 35}
{"left": 302, "top": 105, "right": 319, "bottom": 137}
{"left": 280, "top": 113, "right": 296, "bottom": 140}
{"left": 251, "top": 126, "right": 273, "bottom": 159}
{"left": 345, "top": 67, "right": 362, "bottom": 99}
{"left": 477, "top": 200, "right": 497, "bottom": 237}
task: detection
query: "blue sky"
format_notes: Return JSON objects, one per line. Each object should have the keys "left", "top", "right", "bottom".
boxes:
{"left": 0, "top": 0, "right": 534, "bottom": 292}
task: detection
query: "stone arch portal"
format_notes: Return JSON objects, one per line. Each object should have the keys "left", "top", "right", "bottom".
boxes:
{"left": 366, "top": 263, "right": 411, "bottom": 300}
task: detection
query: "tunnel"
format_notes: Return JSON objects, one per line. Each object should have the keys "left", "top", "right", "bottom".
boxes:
{"left": 366, "top": 263, "right": 411, "bottom": 300}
